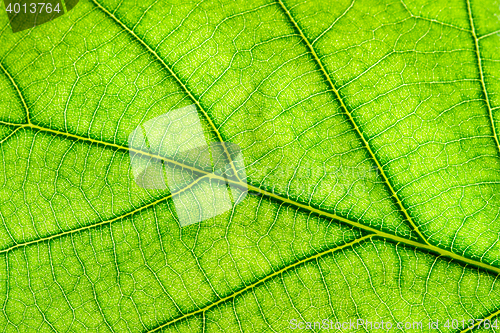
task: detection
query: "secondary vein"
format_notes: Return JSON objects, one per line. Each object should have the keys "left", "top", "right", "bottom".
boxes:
{"left": 465, "top": 0, "right": 500, "bottom": 157}
{"left": 146, "top": 235, "right": 375, "bottom": 332}
{"left": 275, "top": 0, "right": 431, "bottom": 246}
{"left": 89, "top": 0, "right": 243, "bottom": 184}
{"left": 0, "top": 60, "right": 30, "bottom": 123}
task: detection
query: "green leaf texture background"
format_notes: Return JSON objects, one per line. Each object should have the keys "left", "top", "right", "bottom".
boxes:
{"left": 1, "top": 0, "right": 500, "bottom": 331}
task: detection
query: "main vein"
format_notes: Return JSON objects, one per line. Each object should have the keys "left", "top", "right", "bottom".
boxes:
{"left": 465, "top": 0, "right": 500, "bottom": 156}
{"left": 1, "top": 122, "right": 500, "bottom": 280}
{"left": 276, "top": 0, "right": 431, "bottom": 246}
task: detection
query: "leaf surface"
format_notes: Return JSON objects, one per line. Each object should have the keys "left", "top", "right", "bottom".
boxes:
{"left": 1, "top": 0, "right": 500, "bottom": 332}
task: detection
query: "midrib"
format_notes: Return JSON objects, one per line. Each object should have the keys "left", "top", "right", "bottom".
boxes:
{"left": 0, "top": 121, "right": 499, "bottom": 280}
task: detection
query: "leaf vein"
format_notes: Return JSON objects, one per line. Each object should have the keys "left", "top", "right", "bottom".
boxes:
{"left": 1, "top": 123, "right": 500, "bottom": 280}
{"left": 146, "top": 235, "right": 374, "bottom": 332}
{"left": 466, "top": 0, "right": 500, "bottom": 157}
{"left": 276, "top": 0, "right": 431, "bottom": 246}
{"left": 0, "top": 60, "right": 29, "bottom": 124}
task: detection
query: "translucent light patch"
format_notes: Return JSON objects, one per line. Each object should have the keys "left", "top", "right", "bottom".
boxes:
{"left": 128, "top": 105, "right": 247, "bottom": 227}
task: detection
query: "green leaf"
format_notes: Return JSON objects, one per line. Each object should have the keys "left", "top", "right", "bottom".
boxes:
{"left": 1, "top": 0, "right": 500, "bottom": 331}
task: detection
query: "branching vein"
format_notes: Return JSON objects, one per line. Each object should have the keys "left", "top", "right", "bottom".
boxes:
{"left": 466, "top": 0, "right": 500, "bottom": 156}
{"left": 275, "top": 0, "right": 431, "bottom": 246}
